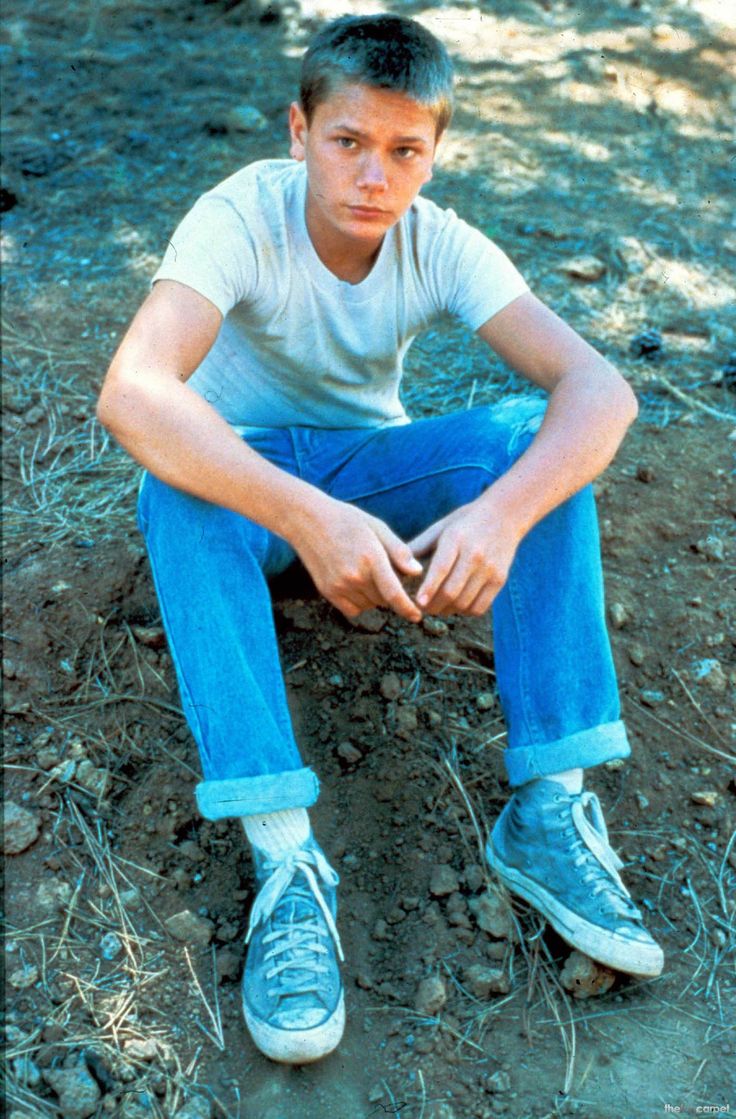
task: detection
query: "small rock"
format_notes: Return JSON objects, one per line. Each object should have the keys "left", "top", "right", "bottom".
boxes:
{"left": 9, "top": 963, "right": 39, "bottom": 989}
{"left": 560, "top": 950, "right": 616, "bottom": 998}
{"left": 372, "top": 918, "right": 389, "bottom": 941}
{"left": 100, "top": 932, "right": 123, "bottom": 961}
{"left": 414, "top": 975, "right": 447, "bottom": 1016}
{"left": 75, "top": 759, "right": 110, "bottom": 798}
{"left": 691, "top": 790, "right": 719, "bottom": 808}
{"left": 468, "top": 890, "right": 514, "bottom": 940}
{"left": 464, "top": 964, "right": 510, "bottom": 998}
{"left": 178, "top": 840, "right": 204, "bottom": 862}
{"left": 131, "top": 625, "right": 166, "bottom": 649}
{"left": 429, "top": 864, "right": 460, "bottom": 897}
{"left": 368, "top": 1085, "right": 385, "bottom": 1104}
{"left": 396, "top": 705, "right": 418, "bottom": 736}
{"left": 562, "top": 255, "right": 606, "bottom": 281}
{"left": 695, "top": 536, "right": 725, "bottom": 562}
{"left": 12, "top": 1056, "right": 41, "bottom": 1088}
{"left": 215, "top": 948, "right": 241, "bottom": 983}
{"left": 43, "top": 1064, "right": 101, "bottom": 1119}
{"left": 464, "top": 863, "right": 486, "bottom": 892}
{"left": 628, "top": 642, "right": 646, "bottom": 667}
{"left": 224, "top": 104, "right": 268, "bottom": 133}
{"left": 485, "top": 1069, "right": 512, "bottom": 1094}
{"left": 119, "top": 886, "right": 143, "bottom": 911}
{"left": 123, "top": 1037, "right": 160, "bottom": 1061}
{"left": 337, "top": 738, "right": 362, "bottom": 765}
{"left": 635, "top": 793, "right": 649, "bottom": 810}
{"left": 636, "top": 464, "right": 655, "bottom": 483}
{"left": 422, "top": 616, "right": 448, "bottom": 636}
{"left": 120, "top": 1092, "right": 158, "bottom": 1119}
{"left": 380, "top": 673, "right": 402, "bottom": 700}
{"left": 476, "top": 692, "right": 495, "bottom": 711}
{"left": 164, "top": 910, "right": 214, "bottom": 946}
{"left": 349, "top": 608, "right": 387, "bottom": 633}
{"left": 609, "top": 602, "right": 630, "bottom": 629}
{"left": 640, "top": 689, "right": 665, "bottom": 707}
{"left": 694, "top": 659, "right": 727, "bottom": 693}
{"left": 36, "top": 878, "right": 72, "bottom": 912}
{"left": 174, "top": 1098, "right": 212, "bottom": 1119}
{"left": 2, "top": 801, "right": 40, "bottom": 854}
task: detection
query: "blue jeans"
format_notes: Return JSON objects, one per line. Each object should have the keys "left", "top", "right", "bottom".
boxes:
{"left": 137, "top": 399, "right": 630, "bottom": 821}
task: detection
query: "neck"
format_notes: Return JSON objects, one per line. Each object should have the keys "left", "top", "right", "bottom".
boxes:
{"left": 305, "top": 203, "right": 383, "bottom": 284}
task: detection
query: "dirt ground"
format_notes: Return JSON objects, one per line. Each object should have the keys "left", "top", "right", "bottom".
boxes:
{"left": 2, "top": 1, "right": 735, "bottom": 1117}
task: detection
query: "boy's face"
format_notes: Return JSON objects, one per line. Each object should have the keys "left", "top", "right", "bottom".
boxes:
{"left": 289, "top": 83, "right": 439, "bottom": 257}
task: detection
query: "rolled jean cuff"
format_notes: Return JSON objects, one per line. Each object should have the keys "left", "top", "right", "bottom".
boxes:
{"left": 195, "top": 767, "right": 320, "bottom": 821}
{"left": 504, "top": 720, "right": 631, "bottom": 788}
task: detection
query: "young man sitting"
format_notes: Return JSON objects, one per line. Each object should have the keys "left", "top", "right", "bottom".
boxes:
{"left": 97, "top": 13, "right": 663, "bottom": 1066}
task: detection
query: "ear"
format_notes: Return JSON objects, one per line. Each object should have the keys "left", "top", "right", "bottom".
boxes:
{"left": 289, "top": 101, "right": 308, "bottom": 161}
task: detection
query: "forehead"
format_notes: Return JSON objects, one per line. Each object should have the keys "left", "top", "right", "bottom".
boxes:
{"left": 311, "top": 82, "right": 437, "bottom": 140}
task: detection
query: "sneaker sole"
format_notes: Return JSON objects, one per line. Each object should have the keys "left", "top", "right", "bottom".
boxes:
{"left": 244, "top": 992, "right": 345, "bottom": 1064}
{"left": 486, "top": 838, "right": 664, "bottom": 978}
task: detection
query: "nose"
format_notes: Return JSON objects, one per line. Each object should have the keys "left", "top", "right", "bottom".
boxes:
{"left": 356, "top": 150, "right": 388, "bottom": 192}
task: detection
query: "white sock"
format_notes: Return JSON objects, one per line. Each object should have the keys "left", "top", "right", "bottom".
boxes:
{"left": 241, "top": 807, "right": 311, "bottom": 859}
{"left": 546, "top": 768, "right": 584, "bottom": 794}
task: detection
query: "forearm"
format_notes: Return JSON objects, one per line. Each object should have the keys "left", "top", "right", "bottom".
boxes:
{"left": 97, "top": 375, "right": 331, "bottom": 543}
{"left": 481, "top": 366, "right": 638, "bottom": 538}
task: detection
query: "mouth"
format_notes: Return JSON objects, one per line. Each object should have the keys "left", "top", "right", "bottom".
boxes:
{"left": 349, "top": 205, "right": 389, "bottom": 218}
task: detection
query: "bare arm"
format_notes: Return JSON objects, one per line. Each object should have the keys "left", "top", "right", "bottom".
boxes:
{"left": 97, "top": 280, "right": 422, "bottom": 619}
{"left": 412, "top": 292, "right": 638, "bottom": 614}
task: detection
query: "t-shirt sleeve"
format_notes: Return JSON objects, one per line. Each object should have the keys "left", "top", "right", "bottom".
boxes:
{"left": 426, "top": 207, "right": 529, "bottom": 330}
{"left": 151, "top": 194, "right": 258, "bottom": 317}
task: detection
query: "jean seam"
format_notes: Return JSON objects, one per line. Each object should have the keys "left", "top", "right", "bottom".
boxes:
{"left": 333, "top": 461, "right": 500, "bottom": 505}
{"left": 504, "top": 556, "right": 541, "bottom": 747}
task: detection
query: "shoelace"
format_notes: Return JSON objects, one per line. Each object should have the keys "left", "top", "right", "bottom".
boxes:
{"left": 562, "top": 792, "right": 643, "bottom": 923}
{"left": 246, "top": 846, "right": 345, "bottom": 997}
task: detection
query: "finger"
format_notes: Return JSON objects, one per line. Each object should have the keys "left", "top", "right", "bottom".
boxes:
{"left": 408, "top": 520, "right": 444, "bottom": 558}
{"left": 330, "top": 587, "right": 377, "bottom": 619}
{"left": 415, "top": 538, "right": 459, "bottom": 609}
{"left": 374, "top": 524, "right": 424, "bottom": 577}
{"left": 466, "top": 582, "right": 499, "bottom": 617}
{"left": 447, "top": 571, "right": 489, "bottom": 614}
{"left": 371, "top": 554, "right": 423, "bottom": 622}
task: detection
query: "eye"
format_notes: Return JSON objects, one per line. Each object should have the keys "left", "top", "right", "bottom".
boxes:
{"left": 336, "top": 137, "right": 357, "bottom": 149}
{"left": 395, "top": 147, "right": 417, "bottom": 160}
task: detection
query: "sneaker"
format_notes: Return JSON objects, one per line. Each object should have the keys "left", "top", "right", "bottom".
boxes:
{"left": 486, "top": 779, "right": 664, "bottom": 977}
{"left": 243, "top": 837, "right": 345, "bottom": 1063}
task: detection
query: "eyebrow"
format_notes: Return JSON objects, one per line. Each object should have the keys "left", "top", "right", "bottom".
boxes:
{"left": 330, "top": 123, "right": 429, "bottom": 145}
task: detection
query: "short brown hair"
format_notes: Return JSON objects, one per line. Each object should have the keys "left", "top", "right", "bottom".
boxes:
{"left": 300, "top": 14, "right": 454, "bottom": 137}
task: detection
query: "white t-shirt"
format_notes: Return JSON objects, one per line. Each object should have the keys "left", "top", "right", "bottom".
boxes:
{"left": 152, "top": 159, "right": 528, "bottom": 429}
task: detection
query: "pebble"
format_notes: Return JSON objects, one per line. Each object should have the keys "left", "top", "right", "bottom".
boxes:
{"left": 422, "top": 617, "right": 448, "bottom": 636}
{"left": 468, "top": 890, "right": 514, "bottom": 940}
{"left": 131, "top": 625, "right": 166, "bottom": 648}
{"left": 476, "top": 692, "right": 495, "bottom": 711}
{"left": 694, "top": 659, "right": 727, "bottom": 693}
{"left": 628, "top": 642, "right": 646, "bottom": 667}
{"left": 414, "top": 975, "right": 447, "bottom": 1016}
{"left": 12, "top": 1056, "right": 41, "bottom": 1087}
{"left": 560, "top": 950, "right": 616, "bottom": 998}
{"left": 429, "top": 863, "right": 460, "bottom": 896}
{"left": 123, "top": 1037, "right": 160, "bottom": 1061}
{"left": 215, "top": 948, "right": 241, "bottom": 982}
{"left": 75, "top": 759, "right": 110, "bottom": 798}
{"left": 380, "top": 673, "right": 402, "bottom": 700}
{"left": 464, "top": 863, "right": 485, "bottom": 892}
{"left": 2, "top": 801, "right": 40, "bottom": 854}
{"left": 395, "top": 706, "right": 418, "bottom": 736}
{"left": 464, "top": 964, "right": 510, "bottom": 998}
{"left": 36, "top": 878, "right": 72, "bottom": 911}
{"left": 561, "top": 255, "right": 606, "bottom": 281}
{"left": 609, "top": 602, "right": 630, "bottom": 629}
{"left": 691, "top": 790, "right": 719, "bottom": 808}
{"left": 9, "top": 963, "right": 39, "bottom": 989}
{"left": 695, "top": 536, "right": 725, "bottom": 562}
{"left": 164, "top": 910, "right": 214, "bottom": 946}
{"left": 349, "top": 608, "right": 386, "bottom": 633}
{"left": 640, "top": 689, "right": 665, "bottom": 707}
{"left": 224, "top": 104, "right": 268, "bottom": 133}
{"left": 43, "top": 1064, "right": 101, "bottom": 1118}
{"left": 635, "top": 793, "right": 649, "bottom": 810}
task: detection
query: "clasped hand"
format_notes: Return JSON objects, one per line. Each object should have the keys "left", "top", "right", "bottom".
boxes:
{"left": 293, "top": 495, "right": 521, "bottom": 622}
